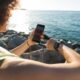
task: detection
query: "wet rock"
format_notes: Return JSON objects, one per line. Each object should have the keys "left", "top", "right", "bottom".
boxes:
{"left": 0, "top": 40, "right": 8, "bottom": 49}
{"left": 0, "top": 30, "right": 80, "bottom": 64}
{"left": 22, "top": 48, "right": 65, "bottom": 64}
{"left": 0, "top": 30, "right": 28, "bottom": 50}
{"left": 7, "top": 35, "right": 27, "bottom": 50}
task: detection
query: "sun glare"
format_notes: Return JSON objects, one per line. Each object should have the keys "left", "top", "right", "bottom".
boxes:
{"left": 9, "top": 10, "right": 30, "bottom": 34}
{"left": 8, "top": 0, "right": 80, "bottom": 34}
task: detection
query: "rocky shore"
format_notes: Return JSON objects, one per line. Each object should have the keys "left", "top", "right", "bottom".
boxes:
{"left": 0, "top": 30, "right": 28, "bottom": 50}
{"left": 0, "top": 30, "right": 80, "bottom": 64}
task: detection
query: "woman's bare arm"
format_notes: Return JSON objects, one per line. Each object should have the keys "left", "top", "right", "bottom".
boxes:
{"left": 10, "top": 37, "right": 36, "bottom": 56}
{"left": 0, "top": 57, "right": 80, "bottom": 80}
{"left": 46, "top": 38, "right": 80, "bottom": 64}
{"left": 10, "top": 39, "right": 30, "bottom": 56}
{"left": 0, "top": 43, "right": 80, "bottom": 80}
{"left": 10, "top": 31, "right": 38, "bottom": 56}
{"left": 58, "top": 44, "right": 80, "bottom": 63}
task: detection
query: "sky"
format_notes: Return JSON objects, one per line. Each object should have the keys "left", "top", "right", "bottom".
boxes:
{"left": 20, "top": 0, "right": 80, "bottom": 11}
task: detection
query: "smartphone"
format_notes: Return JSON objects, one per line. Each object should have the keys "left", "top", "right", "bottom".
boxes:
{"left": 32, "top": 24, "right": 45, "bottom": 43}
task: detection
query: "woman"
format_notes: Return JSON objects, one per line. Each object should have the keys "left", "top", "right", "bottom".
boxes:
{"left": 0, "top": 0, "right": 64, "bottom": 63}
{"left": 0, "top": 0, "right": 80, "bottom": 80}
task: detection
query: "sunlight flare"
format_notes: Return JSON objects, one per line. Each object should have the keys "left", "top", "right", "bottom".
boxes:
{"left": 9, "top": 10, "right": 30, "bottom": 34}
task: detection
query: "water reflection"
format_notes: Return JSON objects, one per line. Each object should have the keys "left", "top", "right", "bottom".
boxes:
{"left": 8, "top": 10, "right": 30, "bottom": 34}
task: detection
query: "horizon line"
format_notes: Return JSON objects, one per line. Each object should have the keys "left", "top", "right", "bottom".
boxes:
{"left": 20, "top": 9, "right": 80, "bottom": 11}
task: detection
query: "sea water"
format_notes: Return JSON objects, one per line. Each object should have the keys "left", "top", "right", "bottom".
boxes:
{"left": 9, "top": 10, "right": 80, "bottom": 43}
{"left": 29, "top": 10, "right": 80, "bottom": 43}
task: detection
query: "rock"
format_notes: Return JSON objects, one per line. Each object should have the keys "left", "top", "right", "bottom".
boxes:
{"left": 22, "top": 48, "right": 65, "bottom": 64}
{"left": 1, "top": 30, "right": 80, "bottom": 64}
{"left": 0, "top": 30, "right": 28, "bottom": 50}
{"left": 7, "top": 34, "right": 27, "bottom": 50}
{"left": 0, "top": 40, "right": 8, "bottom": 49}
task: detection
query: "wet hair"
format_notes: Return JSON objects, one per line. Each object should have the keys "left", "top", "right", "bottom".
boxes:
{"left": 0, "top": 0, "right": 18, "bottom": 26}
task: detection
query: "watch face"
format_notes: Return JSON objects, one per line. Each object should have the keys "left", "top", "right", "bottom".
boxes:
{"left": 54, "top": 41, "right": 60, "bottom": 51}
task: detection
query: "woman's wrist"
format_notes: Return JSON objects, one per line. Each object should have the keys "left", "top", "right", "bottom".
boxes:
{"left": 54, "top": 41, "right": 64, "bottom": 52}
{"left": 26, "top": 39, "right": 37, "bottom": 47}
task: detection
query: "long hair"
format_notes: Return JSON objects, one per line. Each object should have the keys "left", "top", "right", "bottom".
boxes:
{"left": 0, "top": 0, "right": 18, "bottom": 26}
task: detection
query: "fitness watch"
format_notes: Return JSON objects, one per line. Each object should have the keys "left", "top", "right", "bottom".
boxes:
{"left": 54, "top": 41, "right": 64, "bottom": 51}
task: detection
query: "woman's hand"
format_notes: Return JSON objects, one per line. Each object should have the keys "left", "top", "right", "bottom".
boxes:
{"left": 27, "top": 31, "right": 37, "bottom": 47}
{"left": 45, "top": 38, "right": 56, "bottom": 51}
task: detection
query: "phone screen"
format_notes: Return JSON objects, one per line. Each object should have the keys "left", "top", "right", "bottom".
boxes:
{"left": 32, "top": 24, "right": 45, "bottom": 43}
